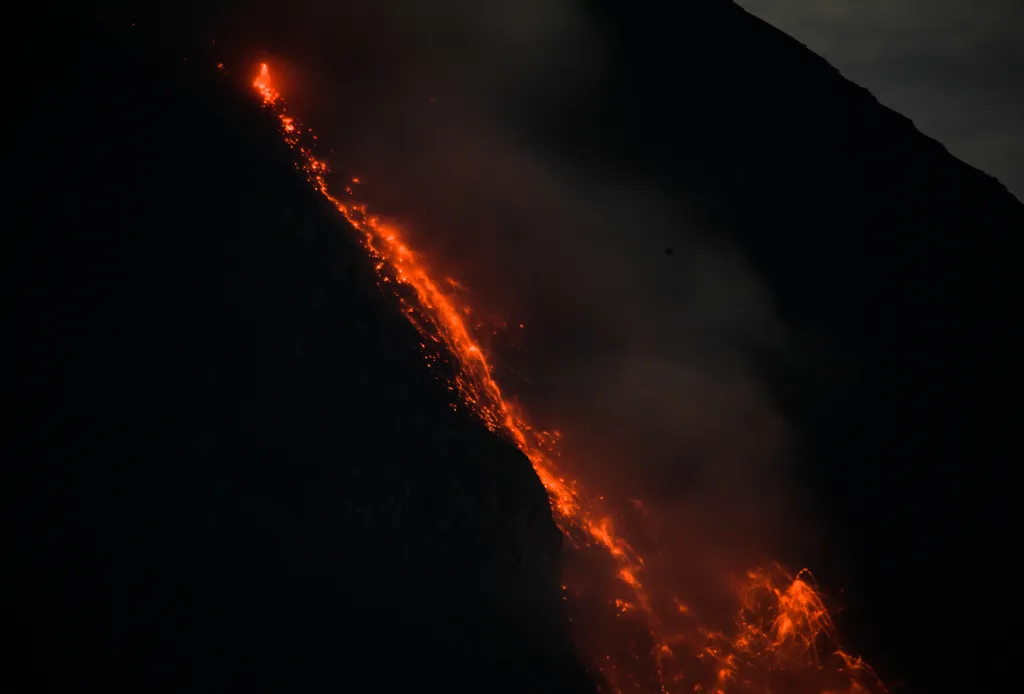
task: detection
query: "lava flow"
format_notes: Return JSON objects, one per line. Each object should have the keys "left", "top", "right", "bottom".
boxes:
{"left": 249, "top": 62, "right": 887, "bottom": 694}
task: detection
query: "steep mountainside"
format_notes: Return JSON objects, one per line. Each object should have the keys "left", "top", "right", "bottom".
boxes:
{"left": 556, "top": 2, "right": 1023, "bottom": 692}
{"left": 10, "top": 19, "right": 595, "bottom": 694}
{"left": 11, "top": 3, "right": 1021, "bottom": 693}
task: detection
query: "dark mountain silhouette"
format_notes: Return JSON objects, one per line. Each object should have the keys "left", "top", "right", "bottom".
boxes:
{"left": 556, "top": 2, "right": 1022, "bottom": 693}
{"left": 10, "top": 17, "right": 596, "bottom": 694}
{"left": 12, "top": 3, "right": 1022, "bottom": 694}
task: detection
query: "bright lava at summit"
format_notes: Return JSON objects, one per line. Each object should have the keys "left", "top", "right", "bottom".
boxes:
{"left": 249, "top": 62, "right": 887, "bottom": 694}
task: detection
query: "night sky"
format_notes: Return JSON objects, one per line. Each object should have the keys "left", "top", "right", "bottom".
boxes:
{"left": 18, "top": 2, "right": 1024, "bottom": 693}
{"left": 737, "top": 0, "right": 1024, "bottom": 200}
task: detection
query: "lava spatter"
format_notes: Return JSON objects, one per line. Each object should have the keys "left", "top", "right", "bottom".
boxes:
{"left": 248, "top": 63, "right": 885, "bottom": 694}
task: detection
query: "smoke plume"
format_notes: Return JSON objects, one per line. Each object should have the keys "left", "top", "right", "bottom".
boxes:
{"left": 111, "top": 0, "right": 809, "bottom": 574}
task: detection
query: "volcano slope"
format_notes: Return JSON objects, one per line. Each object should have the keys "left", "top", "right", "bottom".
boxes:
{"left": 555, "top": 2, "right": 1024, "bottom": 693}
{"left": 9, "top": 19, "right": 596, "bottom": 694}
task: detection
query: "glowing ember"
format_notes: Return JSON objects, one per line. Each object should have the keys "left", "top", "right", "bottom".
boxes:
{"left": 248, "top": 63, "right": 886, "bottom": 694}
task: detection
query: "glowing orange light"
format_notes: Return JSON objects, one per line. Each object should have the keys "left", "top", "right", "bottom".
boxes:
{"left": 248, "top": 63, "right": 886, "bottom": 694}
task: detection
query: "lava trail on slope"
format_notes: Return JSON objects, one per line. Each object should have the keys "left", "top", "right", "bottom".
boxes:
{"left": 248, "top": 62, "right": 886, "bottom": 694}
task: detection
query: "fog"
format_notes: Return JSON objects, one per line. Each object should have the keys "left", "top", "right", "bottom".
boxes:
{"left": 109, "top": 0, "right": 811, "bottom": 564}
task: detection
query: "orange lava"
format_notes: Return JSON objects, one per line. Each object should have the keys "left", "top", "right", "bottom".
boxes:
{"left": 249, "top": 63, "right": 886, "bottom": 694}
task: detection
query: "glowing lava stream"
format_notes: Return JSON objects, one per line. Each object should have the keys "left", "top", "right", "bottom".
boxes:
{"left": 248, "top": 63, "right": 886, "bottom": 694}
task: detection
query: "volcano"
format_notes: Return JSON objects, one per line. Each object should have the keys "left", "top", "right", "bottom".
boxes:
{"left": 11, "top": 4, "right": 1023, "bottom": 694}
{"left": 10, "top": 17, "right": 595, "bottom": 694}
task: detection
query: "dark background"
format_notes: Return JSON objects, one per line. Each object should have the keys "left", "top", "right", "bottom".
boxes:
{"left": 12, "top": 2, "right": 1023, "bottom": 693}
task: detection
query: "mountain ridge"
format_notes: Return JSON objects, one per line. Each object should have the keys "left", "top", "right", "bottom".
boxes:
{"left": 11, "top": 16, "right": 597, "bottom": 693}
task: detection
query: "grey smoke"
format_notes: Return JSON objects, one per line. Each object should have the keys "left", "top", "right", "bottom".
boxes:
{"left": 109, "top": 0, "right": 804, "bottom": 558}
{"left": 258, "top": 0, "right": 797, "bottom": 548}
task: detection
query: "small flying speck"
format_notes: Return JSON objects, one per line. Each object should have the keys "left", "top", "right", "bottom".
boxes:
{"left": 664, "top": 247, "right": 674, "bottom": 256}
